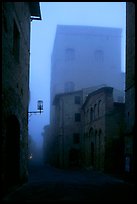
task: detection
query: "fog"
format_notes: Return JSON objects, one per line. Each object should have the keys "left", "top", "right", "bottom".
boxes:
{"left": 28, "top": 2, "right": 126, "bottom": 163}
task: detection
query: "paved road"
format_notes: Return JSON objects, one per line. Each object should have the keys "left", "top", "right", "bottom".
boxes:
{"left": 3, "top": 163, "right": 135, "bottom": 203}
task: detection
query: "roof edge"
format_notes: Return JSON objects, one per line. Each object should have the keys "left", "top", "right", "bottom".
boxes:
{"left": 29, "top": 2, "right": 42, "bottom": 20}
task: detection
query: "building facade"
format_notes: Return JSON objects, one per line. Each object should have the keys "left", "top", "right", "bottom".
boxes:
{"left": 2, "top": 2, "right": 41, "bottom": 195}
{"left": 50, "top": 86, "right": 125, "bottom": 171}
{"left": 50, "top": 25, "right": 125, "bottom": 126}
{"left": 48, "top": 84, "right": 109, "bottom": 167}
{"left": 42, "top": 125, "right": 51, "bottom": 164}
{"left": 48, "top": 25, "right": 125, "bottom": 167}
{"left": 124, "top": 2, "right": 135, "bottom": 178}
{"left": 53, "top": 90, "right": 83, "bottom": 168}
{"left": 81, "top": 87, "right": 125, "bottom": 173}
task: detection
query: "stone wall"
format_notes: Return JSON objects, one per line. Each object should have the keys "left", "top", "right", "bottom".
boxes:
{"left": 53, "top": 91, "right": 83, "bottom": 168}
{"left": 2, "top": 2, "right": 31, "bottom": 194}
{"left": 124, "top": 2, "right": 135, "bottom": 177}
{"left": 82, "top": 87, "right": 125, "bottom": 173}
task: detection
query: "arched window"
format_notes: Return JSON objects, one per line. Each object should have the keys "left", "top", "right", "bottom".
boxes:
{"left": 89, "top": 127, "right": 93, "bottom": 138}
{"left": 87, "top": 109, "right": 89, "bottom": 122}
{"left": 90, "top": 107, "right": 93, "bottom": 122}
{"left": 95, "top": 129, "right": 97, "bottom": 148}
{"left": 98, "top": 100, "right": 101, "bottom": 117}
{"left": 94, "top": 104, "right": 97, "bottom": 119}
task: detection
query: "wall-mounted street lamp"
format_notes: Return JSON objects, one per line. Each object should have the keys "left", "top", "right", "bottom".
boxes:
{"left": 28, "top": 100, "right": 43, "bottom": 117}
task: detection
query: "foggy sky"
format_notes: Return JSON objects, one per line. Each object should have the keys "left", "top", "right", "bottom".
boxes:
{"left": 29, "top": 2, "right": 126, "bottom": 150}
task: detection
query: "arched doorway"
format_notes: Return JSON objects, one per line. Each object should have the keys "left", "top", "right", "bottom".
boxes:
{"left": 91, "top": 142, "right": 94, "bottom": 166}
{"left": 5, "top": 115, "right": 20, "bottom": 187}
{"left": 89, "top": 128, "right": 94, "bottom": 166}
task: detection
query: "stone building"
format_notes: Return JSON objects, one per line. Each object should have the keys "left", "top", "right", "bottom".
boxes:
{"left": 81, "top": 87, "right": 125, "bottom": 174}
{"left": 49, "top": 25, "right": 125, "bottom": 166}
{"left": 48, "top": 84, "right": 107, "bottom": 167}
{"left": 42, "top": 125, "right": 51, "bottom": 164}
{"left": 50, "top": 25, "right": 125, "bottom": 126}
{"left": 124, "top": 2, "right": 135, "bottom": 178}
{"left": 53, "top": 90, "right": 83, "bottom": 168}
{"left": 2, "top": 2, "right": 41, "bottom": 195}
{"left": 43, "top": 84, "right": 107, "bottom": 166}
{"left": 50, "top": 86, "right": 124, "bottom": 170}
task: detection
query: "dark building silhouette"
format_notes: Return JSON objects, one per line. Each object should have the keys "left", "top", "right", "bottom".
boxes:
{"left": 124, "top": 2, "right": 135, "bottom": 179}
{"left": 2, "top": 2, "right": 41, "bottom": 195}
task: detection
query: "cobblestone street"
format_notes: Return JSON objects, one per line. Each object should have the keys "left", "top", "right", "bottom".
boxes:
{"left": 3, "top": 163, "right": 135, "bottom": 203}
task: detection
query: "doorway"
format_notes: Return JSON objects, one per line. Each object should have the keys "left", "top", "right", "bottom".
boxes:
{"left": 5, "top": 115, "right": 20, "bottom": 187}
{"left": 91, "top": 142, "right": 94, "bottom": 166}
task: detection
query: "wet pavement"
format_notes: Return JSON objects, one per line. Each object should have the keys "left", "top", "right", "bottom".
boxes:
{"left": 3, "top": 163, "right": 136, "bottom": 203}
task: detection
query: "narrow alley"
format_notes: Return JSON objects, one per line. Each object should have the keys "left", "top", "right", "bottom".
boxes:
{"left": 3, "top": 163, "right": 135, "bottom": 203}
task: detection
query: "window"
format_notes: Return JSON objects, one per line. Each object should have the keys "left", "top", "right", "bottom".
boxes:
{"left": 89, "top": 127, "right": 93, "bottom": 137}
{"left": 98, "top": 100, "right": 101, "bottom": 117}
{"left": 65, "top": 48, "right": 75, "bottom": 61}
{"left": 21, "top": 88, "right": 23, "bottom": 96}
{"left": 127, "top": 112, "right": 130, "bottom": 124}
{"left": 75, "top": 96, "right": 81, "bottom": 104}
{"left": 13, "top": 20, "right": 20, "bottom": 62}
{"left": 64, "top": 81, "right": 75, "bottom": 92}
{"left": 73, "top": 133, "right": 80, "bottom": 144}
{"left": 90, "top": 107, "right": 93, "bottom": 122}
{"left": 87, "top": 109, "right": 89, "bottom": 122}
{"left": 94, "top": 104, "right": 97, "bottom": 119}
{"left": 75, "top": 113, "right": 81, "bottom": 122}
{"left": 95, "top": 50, "right": 104, "bottom": 63}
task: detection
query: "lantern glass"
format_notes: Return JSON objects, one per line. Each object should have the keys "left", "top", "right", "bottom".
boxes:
{"left": 37, "top": 100, "right": 43, "bottom": 111}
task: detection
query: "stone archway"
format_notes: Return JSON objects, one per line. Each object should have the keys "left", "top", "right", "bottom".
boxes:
{"left": 91, "top": 142, "right": 94, "bottom": 166}
{"left": 5, "top": 115, "right": 20, "bottom": 187}
{"left": 89, "top": 128, "right": 94, "bottom": 166}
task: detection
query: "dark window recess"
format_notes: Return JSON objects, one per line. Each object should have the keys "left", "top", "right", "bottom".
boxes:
{"left": 21, "top": 88, "right": 23, "bottom": 96}
{"left": 13, "top": 20, "right": 20, "bottom": 62}
{"left": 90, "top": 107, "right": 93, "bottom": 121}
{"left": 73, "top": 133, "right": 80, "bottom": 144}
{"left": 75, "top": 96, "right": 81, "bottom": 104}
{"left": 65, "top": 48, "right": 75, "bottom": 61}
{"left": 94, "top": 104, "right": 97, "bottom": 119}
{"left": 75, "top": 113, "right": 81, "bottom": 122}
{"left": 98, "top": 100, "right": 101, "bottom": 117}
